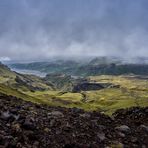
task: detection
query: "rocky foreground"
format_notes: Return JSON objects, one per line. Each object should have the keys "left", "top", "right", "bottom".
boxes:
{"left": 0, "top": 94, "right": 148, "bottom": 148}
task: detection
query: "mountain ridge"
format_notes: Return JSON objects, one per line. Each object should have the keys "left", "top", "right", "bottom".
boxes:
{"left": 9, "top": 58, "right": 148, "bottom": 76}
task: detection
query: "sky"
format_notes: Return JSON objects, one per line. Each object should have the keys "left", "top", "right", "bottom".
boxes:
{"left": 0, "top": 0, "right": 148, "bottom": 61}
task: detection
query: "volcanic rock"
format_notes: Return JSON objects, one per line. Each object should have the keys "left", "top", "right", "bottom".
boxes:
{"left": 0, "top": 94, "right": 147, "bottom": 148}
{"left": 115, "top": 125, "right": 131, "bottom": 133}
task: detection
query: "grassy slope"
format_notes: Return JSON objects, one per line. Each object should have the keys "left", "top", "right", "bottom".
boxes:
{"left": 0, "top": 63, "right": 54, "bottom": 104}
{"left": 1, "top": 74, "right": 148, "bottom": 115}
{"left": 0, "top": 84, "right": 54, "bottom": 105}
{"left": 21, "top": 75, "right": 148, "bottom": 115}
{"left": 0, "top": 63, "right": 53, "bottom": 91}
{"left": 0, "top": 63, "right": 148, "bottom": 115}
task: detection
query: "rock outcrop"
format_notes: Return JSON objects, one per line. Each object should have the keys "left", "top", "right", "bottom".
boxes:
{"left": 72, "top": 82, "right": 104, "bottom": 92}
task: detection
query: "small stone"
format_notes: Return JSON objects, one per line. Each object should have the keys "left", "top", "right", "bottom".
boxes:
{"left": 22, "top": 117, "right": 36, "bottom": 130}
{"left": 6, "top": 123, "right": 10, "bottom": 127}
{"left": 145, "top": 109, "right": 148, "bottom": 113}
{"left": 50, "top": 119, "right": 56, "bottom": 127}
{"left": 56, "top": 129, "right": 62, "bottom": 135}
{"left": 12, "top": 123, "right": 21, "bottom": 132}
{"left": 48, "top": 111, "right": 64, "bottom": 117}
{"left": 0, "top": 111, "right": 11, "bottom": 120}
{"left": 131, "top": 137, "right": 138, "bottom": 143}
{"left": 10, "top": 108, "right": 17, "bottom": 113}
{"left": 97, "top": 132, "right": 106, "bottom": 141}
{"left": 33, "top": 141, "right": 40, "bottom": 147}
{"left": 140, "top": 125, "right": 148, "bottom": 133}
{"left": 44, "top": 128, "right": 50, "bottom": 133}
{"left": 13, "top": 114, "right": 20, "bottom": 120}
{"left": 98, "top": 125, "right": 106, "bottom": 130}
{"left": 142, "top": 145, "right": 147, "bottom": 148}
{"left": 80, "top": 113, "right": 90, "bottom": 118}
{"left": 63, "top": 123, "right": 71, "bottom": 132}
{"left": 0, "top": 111, "right": 19, "bottom": 121}
{"left": 117, "top": 132, "right": 125, "bottom": 138}
{"left": 16, "top": 142, "right": 22, "bottom": 148}
{"left": 115, "top": 125, "right": 130, "bottom": 133}
{"left": 71, "top": 108, "right": 82, "bottom": 113}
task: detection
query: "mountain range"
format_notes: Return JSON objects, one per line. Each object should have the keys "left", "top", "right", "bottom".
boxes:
{"left": 9, "top": 57, "right": 148, "bottom": 76}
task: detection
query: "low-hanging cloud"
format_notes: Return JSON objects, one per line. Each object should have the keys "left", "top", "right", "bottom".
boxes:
{"left": 0, "top": 0, "right": 148, "bottom": 61}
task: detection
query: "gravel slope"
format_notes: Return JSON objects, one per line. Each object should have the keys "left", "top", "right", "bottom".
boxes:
{"left": 0, "top": 94, "right": 148, "bottom": 148}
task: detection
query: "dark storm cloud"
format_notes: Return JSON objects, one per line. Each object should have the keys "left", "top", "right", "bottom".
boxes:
{"left": 0, "top": 0, "right": 148, "bottom": 60}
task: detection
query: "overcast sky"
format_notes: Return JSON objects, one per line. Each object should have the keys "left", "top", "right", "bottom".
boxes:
{"left": 0, "top": 0, "right": 148, "bottom": 61}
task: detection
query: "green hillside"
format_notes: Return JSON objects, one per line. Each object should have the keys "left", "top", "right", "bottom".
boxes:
{"left": 0, "top": 62, "right": 148, "bottom": 115}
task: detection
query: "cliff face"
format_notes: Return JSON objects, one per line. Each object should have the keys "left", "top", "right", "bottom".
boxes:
{"left": 0, "top": 94, "right": 148, "bottom": 148}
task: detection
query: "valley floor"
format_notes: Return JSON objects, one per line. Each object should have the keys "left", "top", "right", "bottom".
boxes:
{"left": 19, "top": 75, "right": 148, "bottom": 115}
